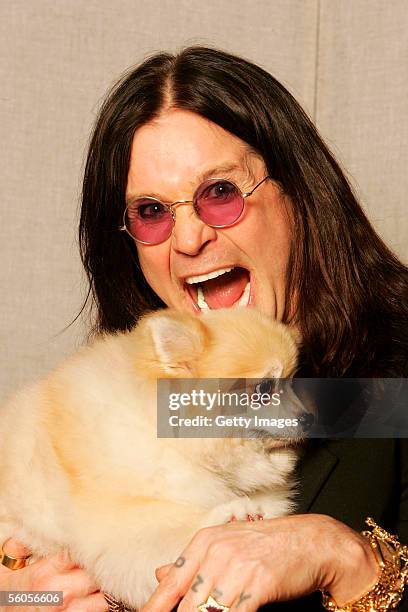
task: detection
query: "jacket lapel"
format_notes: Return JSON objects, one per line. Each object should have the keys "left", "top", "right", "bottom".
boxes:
{"left": 294, "top": 441, "right": 339, "bottom": 513}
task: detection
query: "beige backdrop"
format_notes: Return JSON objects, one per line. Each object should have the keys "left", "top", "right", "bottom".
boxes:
{"left": 1, "top": 0, "right": 407, "bottom": 402}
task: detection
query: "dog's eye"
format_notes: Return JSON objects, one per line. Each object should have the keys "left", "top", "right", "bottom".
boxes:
{"left": 255, "top": 379, "right": 273, "bottom": 395}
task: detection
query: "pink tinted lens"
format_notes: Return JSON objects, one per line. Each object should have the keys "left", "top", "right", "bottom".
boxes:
{"left": 195, "top": 180, "right": 244, "bottom": 226}
{"left": 126, "top": 199, "right": 173, "bottom": 244}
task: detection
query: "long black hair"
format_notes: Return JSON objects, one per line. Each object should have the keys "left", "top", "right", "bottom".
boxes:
{"left": 79, "top": 46, "right": 408, "bottom": 376}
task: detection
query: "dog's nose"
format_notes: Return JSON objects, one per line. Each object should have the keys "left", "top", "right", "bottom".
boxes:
{"left": 298, "top": 412, "right": 315, "bottom": 432}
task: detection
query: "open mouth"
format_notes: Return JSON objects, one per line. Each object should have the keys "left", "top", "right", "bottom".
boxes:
{"left": 185, "top": 266, "right": 251, "bottom": 311}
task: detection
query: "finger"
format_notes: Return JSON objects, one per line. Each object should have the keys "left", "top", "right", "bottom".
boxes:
{"left": 1, "top": 537, "right": 32, "bottom": 559}
{"left": 177, "top": 571, "right": 215, "bottom": 612}
{"left": 33, "top": 549, "right": 79, "bottom": 575}
{"left": 38, "top": 567, "right": 100, "bottom": 605}
{"left": 230, "top": 589, "right": 260, "bottom": 612}
{"left": 50, "top": 549, "right": 78, "bottom": 571}
{"left": 155, "top": 563, "right": 172, "bottom": 582}
{"left": 176, "top": 542, "right": 261, "bottom": 612}
{"left": 176, "top": 557, "right": 241, "bottom": 612}
{"left": 142, "top": 528, "right": 221, "bottom": 612}
{"left": 65, "top": 591, "right": 109, "bottom": 612}
{"left": 0, "top": 537, "right": 33, "bottom": 576}
{"left": 142, "top": 555, "right": 201, "bottom": 612}
{"left": 179, "top": 577, "right": 257, "bottom": 612}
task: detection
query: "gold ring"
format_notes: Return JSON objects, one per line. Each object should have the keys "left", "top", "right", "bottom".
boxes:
{"left": 0, "top": 544, "right": 31, "bottom": 570}
{"left": 198, "top": 595, "right": 230, "bottom": 611}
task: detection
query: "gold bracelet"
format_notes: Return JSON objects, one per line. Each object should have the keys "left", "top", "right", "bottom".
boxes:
{"left": 321, "top": 517, "right": 408, "bottom": 612}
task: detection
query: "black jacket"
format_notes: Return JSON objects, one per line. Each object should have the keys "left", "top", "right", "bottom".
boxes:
{"left": 261, "top": 438, "right": 407, "bottom": 610}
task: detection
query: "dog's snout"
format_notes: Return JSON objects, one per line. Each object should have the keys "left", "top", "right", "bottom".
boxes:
{"left": 298, "top": 412, "right": 315, "bottom": 432}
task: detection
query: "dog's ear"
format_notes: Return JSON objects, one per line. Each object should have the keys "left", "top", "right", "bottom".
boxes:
{"left": 147, "top": 313, "right": 206, "bottom": 375}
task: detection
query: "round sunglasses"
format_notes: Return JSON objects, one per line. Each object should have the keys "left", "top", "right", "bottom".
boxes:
{"left": 119, "top": 175, "right": 270, "bottom": 245}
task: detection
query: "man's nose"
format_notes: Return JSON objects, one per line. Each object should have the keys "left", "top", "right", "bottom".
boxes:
{"left": 171, "top": 203, "right": 217, "bottom": 255}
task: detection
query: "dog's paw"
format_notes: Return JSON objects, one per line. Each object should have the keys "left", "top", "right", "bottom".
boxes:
{"left": 222, "top": 497, "right": 271, "bottom": 523}
{"left": 229, "top": 513, "right": 264, "bottom": 522}
{"left": 200, "top": 495, "right": 285, "bottom": 528}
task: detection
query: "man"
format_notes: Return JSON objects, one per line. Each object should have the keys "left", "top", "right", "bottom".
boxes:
{"left": 2, "top": 46, "right": 407, "bottom": 612}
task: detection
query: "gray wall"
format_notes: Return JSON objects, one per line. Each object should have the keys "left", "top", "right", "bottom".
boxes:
{"left": 1, "top": 0, "right": 407, "bottom": 401}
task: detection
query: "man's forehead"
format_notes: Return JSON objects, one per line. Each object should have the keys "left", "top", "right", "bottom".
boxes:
{"left": 126, "top": 151, "right": 262, "bottom": 203}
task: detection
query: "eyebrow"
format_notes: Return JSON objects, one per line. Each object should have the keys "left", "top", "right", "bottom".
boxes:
{"left": 125, "top": 160, "right": 255, "bottom": 205}
{"left": 197, "top": 162, "right": 244, "bottom": 183}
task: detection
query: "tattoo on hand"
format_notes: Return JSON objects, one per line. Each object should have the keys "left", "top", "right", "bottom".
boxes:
{"left": 212, "top": 588, "right": 223, "bottom": 599}
{"left": 237, "top": 592, "right": 251, "bottom": 607}
{"left": 191, "top": 574, "right": 204, "bottom": 592}
{"left": 174, "top": 556, "right": 186, "bottom": 568}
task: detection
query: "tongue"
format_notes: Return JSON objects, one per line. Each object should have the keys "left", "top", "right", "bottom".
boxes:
{"left": 201, "top": 267, "right": 249, "bottom": 309}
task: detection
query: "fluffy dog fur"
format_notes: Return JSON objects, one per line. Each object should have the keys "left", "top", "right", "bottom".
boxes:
{"left": 0, "top": 307, "right": 300, "bottom": 608}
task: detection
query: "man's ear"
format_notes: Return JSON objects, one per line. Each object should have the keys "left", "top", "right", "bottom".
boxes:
{"left": 146, "top": 313, "right": 206, "bottom": 375}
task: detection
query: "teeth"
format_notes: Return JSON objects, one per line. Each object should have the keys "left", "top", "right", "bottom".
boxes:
{"left": 197, "top": 285, "right": 209, "bottom": 310}
{"left": 185, "top": 267, "right": 233, "bottom": 285}
{"left": 235, "top": 281, "right": 251, "bottom": 307}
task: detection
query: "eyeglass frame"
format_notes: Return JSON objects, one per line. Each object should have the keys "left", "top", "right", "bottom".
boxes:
{"left": 119, "top": 175, "right": 270, "bottom": 245}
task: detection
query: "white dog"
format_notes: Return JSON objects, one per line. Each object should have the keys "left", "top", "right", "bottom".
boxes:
{"left": 0, "top": 308, "right": 303, "bottom": 609}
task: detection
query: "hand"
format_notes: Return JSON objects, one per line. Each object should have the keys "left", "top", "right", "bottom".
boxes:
{"left": 143, "top": 514, "right": 379, "bottom": 611}
{"left": 0, "top": 538, "right": 108, "bottom": 611}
